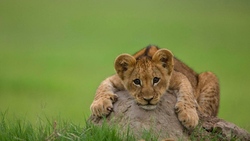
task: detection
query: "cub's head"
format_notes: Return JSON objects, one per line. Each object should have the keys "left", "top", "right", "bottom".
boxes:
{"left": 115, "top": 49, "right": 174, "bottom": 110}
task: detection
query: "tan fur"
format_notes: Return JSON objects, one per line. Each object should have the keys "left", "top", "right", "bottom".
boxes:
{"left": 90, "top": 45, "right": 220, "bottom": 129}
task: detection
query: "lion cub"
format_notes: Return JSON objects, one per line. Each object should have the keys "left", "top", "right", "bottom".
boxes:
{"left": 90, "top": 45, "right": 220, "bottom": 129}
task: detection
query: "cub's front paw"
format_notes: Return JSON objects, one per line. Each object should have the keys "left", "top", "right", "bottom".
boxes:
{"left": 90, "top": 93, "right": 118, "bottom": 117}
{"left": 175, "top": 101, "right": 199, "bottom": 129}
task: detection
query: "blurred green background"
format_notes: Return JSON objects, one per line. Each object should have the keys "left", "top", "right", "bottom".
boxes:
{"left": 0, "top": 0, "right": 250, "bottom": 130}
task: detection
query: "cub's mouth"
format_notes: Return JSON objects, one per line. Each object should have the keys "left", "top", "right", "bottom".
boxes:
{"left": 138, "top": 104, "right": 157, "bottom": 110}
{"left": 136, "top": 97, "right": 159, "bottom": 110}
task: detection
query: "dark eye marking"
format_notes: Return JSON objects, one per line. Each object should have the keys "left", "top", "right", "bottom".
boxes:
{"left": 153, "top": 77, "right": 160, "bottom": 85}
{"left": 133, "top": 79, "right": 141, "bottom": 86}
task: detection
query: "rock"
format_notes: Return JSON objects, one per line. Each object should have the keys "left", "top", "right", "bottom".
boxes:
{"left": 89, "top": 90, "right": 250, "bottom": 140}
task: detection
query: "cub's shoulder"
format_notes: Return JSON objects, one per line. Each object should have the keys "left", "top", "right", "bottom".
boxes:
{"left": 133, "top": 45, "right": 159, "bottom": 59}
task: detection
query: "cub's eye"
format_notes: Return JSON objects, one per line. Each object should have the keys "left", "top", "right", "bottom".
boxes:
{"left": 153, "top": 77, "right": 160, "bottom": 85}
{"left": 133, "top": 79, "right": 141, "bottom": 86}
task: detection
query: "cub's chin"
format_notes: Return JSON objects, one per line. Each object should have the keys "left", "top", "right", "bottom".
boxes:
{"left": 139, "top": 104, "right": 157, "bottom": 110}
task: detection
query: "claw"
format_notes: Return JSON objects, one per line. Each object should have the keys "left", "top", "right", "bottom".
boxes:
{"left": 107, "top": 107, "right": 113, "bottom": 112}
{"left": 175, "top": 107, "right": 180, "bottom": 113}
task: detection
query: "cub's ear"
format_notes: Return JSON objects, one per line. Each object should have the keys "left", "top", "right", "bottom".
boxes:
{"left": 152, "top": 49, "right": 174, "bottom": 75}
{"left": 114, "top": 54, "right": 136, "bottom": 80}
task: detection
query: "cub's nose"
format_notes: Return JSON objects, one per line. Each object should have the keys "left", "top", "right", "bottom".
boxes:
{"left": 143, "top": 97, "right": 153, "bottom": 103}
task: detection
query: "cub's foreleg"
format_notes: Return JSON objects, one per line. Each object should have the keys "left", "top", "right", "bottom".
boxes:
{"left": 170, "top": 71, "right": 199, "bottom": 129}
{"left": 196, "top": 72, "right": 220, "bottom": 117}
{"left": 90, "top": 74, "right": 124, "bottom": 117}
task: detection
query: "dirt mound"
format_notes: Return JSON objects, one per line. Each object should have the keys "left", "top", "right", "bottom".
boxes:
{"left": 89, "top": 90, "right": 250, "bottom": 140}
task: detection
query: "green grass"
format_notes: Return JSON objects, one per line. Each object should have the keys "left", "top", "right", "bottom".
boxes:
{"left": 0, "top": 112, "right": 136, "bottom": 141}
{"left": 0, "top": 112, "right": 240, "bottom": 141}
{"left": 0, "top": 0, "right": 250, "bottom": 133}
